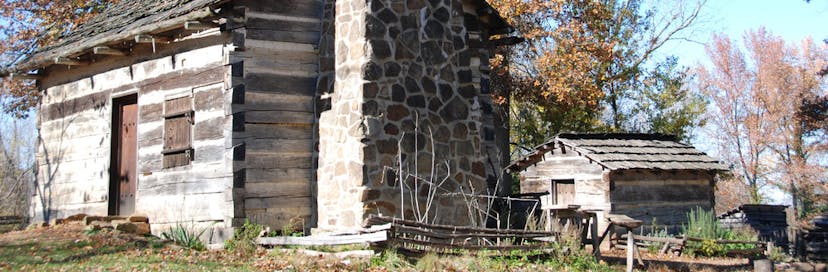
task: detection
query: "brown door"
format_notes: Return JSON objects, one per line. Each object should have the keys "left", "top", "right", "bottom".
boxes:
{"left": 110, "top": 95, "right": 137, "bottom": 216}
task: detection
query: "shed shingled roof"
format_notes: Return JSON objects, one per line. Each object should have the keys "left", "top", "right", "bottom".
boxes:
{"left": 1, "top": 0, "right": 511, "bottom": 77}
{"left": 506, "top": 133, "right": 730, "bottom": 172}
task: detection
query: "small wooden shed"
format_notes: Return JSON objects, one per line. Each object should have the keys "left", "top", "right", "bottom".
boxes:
{"left": 718, "top": 204, "right": 789, "bottom": 249}
{"left": 506, "top": 133, "right": 729, "bottom": 234}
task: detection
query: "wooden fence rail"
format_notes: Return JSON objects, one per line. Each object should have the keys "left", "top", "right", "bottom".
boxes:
{"left": 0, "top": 215, "right": 24, "bottom": 225}
{"left": 365, "top": 216, "right": 560, "bottom": 255}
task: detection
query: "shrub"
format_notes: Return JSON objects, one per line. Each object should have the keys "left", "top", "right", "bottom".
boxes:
{"left": 681, "top": 207, "right": 758, "bottom": 257}
{"left": 161, "top": 222, "right": 210, "bottom": 251}
{"left": 225, "top": 220, "right": 264, "bottom": 254}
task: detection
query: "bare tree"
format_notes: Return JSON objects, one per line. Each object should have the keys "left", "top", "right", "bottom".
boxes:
{"left": 697, "top": 28, "right": 828, "bottom": 217}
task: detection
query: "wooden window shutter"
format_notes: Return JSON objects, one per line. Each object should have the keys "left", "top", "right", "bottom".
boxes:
{"left": 162, "top": 96, "right": 193, "bottom": 168}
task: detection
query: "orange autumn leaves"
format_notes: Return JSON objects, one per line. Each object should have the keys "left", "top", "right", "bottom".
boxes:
{"left": 0, "top": 0, "right": 116, "bottom": 117}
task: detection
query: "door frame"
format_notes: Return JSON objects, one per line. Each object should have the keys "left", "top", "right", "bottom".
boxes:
{"left": 109, "top": 94, "right": 138, "bottom": 216}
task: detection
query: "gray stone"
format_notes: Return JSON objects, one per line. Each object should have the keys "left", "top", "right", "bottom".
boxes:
{"left": 384, "top": 62, "right": 401, "bottom": 77}
{"left": 366, "top": 16, "right": 387, "bottom": 39}
{"left": 405, "top": 77, "right": 421, "bottom": 93}
{"left": 424, "top": 20, "right": 445, "bottom": 39}
{"left": 407, "top": 0, "right": 425, "bottom": 10}
{"left": 401, "top": 120, "right": 416, "bottom": 131}
{"left": 370, "top": 0, "right": 384, "bottom": 12}
{"left": 427, "top": 97, "right": 443, "bottom": 111}
{"left": 439, "top": 83, "right": 453, "bottom": 101}
{"left": 391, "top": 84, "right": 406, "bottom": 102}
{"left": 384, "top": 123, "right": 400, "bottom": 135}
{"left": 386, "top": 105, "right": 409, "bottom": 121}
{"left": 422, "top": 77, "right": 436, "bottom": 93}
{"left": 363, "top": 101, "right": 378, "bottom": 116}
{"left": 363, "top": 62, "right": 383, "bottom": 80}
{"left": 440, "top": 97, "right": 468, "bottom": 122}
{"left": 406, "top": 95, "right": 426, "bottom": 107}
{"left": 440, "top": 66, "right": 455, "bottom": 82}
{"left": 459, "top": 85, "right": 476, "bottom": 98}
{"left": 407, "top": 63, "right": 423, "bottom": 78}
{"left": 457, "top": 69, "right": 472, "bottom": 83}
{"left": 371, "top": 40, "right": 392, "bottom": 59}
{"left": 377, "top": 9, "right": 398, "bottom": 24}
{"left": 428, "top": 0, "right": 441, "bottom": 7}
{"left": 364, "top": 83, "right": 379, "bottom": 98}
{"left": 453, "top": 123, "right": 467, "bottom": 138}
{"left": 434, "top": 126, "right": 450, "bottom": 142}
{"left": 400, "top": 30, "right": 420, "bottom": 52}
{"left": 433, "top": 7, "right": 450, "bottom": 22}
{"left": 377, "top": 139, "right": 398, "bottom": 155}
{"left": 421, "top": 41, "right": 447, "bottom": 65}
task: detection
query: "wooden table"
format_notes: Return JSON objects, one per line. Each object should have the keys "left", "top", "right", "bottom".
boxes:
{"left": 606, "top": 214, "right": 643, "bottom": 272}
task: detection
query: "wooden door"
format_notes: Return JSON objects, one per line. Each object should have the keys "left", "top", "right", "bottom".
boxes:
{"left": 554, "top": 179, "right": 575, "bottom": 205}
{"left": 110, "top": 95, "right": 137, "bottom": 216}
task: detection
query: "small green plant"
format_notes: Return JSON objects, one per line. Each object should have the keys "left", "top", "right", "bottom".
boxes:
{"left": 681, "top": 207, "right": 758, "bottom": 257}
{"left": 161, "top": 222, "right": 210, "bottom": 251}
{"left": 225, "top": 219, "right": 264, "bottom": 254}
{"left": 370, "top": 248, "right": 410, "bottom": 269}
{"left": 83, "top": 227, "right": 100, "bottom": 236}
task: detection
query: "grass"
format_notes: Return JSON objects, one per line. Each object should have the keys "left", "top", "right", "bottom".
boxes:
{"left": 0, "top": 222, "right": 617, "bottom": 271}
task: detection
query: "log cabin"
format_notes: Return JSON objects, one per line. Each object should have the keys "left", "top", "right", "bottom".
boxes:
{"left": 0, "top": 0, "right": 516, "bottom": 243}
{"left": 507, "top": 133, "right": 729, "bottom": 235}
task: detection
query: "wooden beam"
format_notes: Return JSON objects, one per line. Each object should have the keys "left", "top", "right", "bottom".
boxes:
{"left": 92, "top": 46, "right": 127, "bottom": 56}
{"left": 184, "top": 20, "right": 217, "bottom": 31}
{"left": 9, "top": 73, "right": 42, "bottom": 80}
{"left": 54, "top": 57, "right": 89, "bottom": 66}
{"left": 134, "top": 34, "right": 170, "bottom": 44}
{"left": 256, "top": 231, "right": 388, "bottom": 246}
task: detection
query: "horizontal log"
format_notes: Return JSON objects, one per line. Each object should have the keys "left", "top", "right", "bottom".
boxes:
{"left": 245, "top": 73, "right": 316, "bottom": 96}
{"left": 244, "top": 181, "right": 311, "bottom": 198}
{"left": 246, "top": 29, "right": 320, "bottom": 44}
{"left": 390, "top": 236, "right": 552, "bottom": 251}
{"left": 244, "top": 196, "right": 312, "bottom": 209}
{"left": 244, "top": 139, "right": 313, "bottom": 153}
{"left": 244, "top": 110, "right": 314, "bottom": 125}
{"left": 233, "top": 123, "right": 313, "bottom": 140}
{"left": 238, "top": 0, "right": 322, "bottom": 17}
{"left": 257, "top": 231, "right": 388, "bottom": 246}
{"left": 393, "top": 224, "right": 555, "bottom": 240}
{"left": 244, "top": 168, "right": 312, "bottom": 183}
{"left": 243, "top": 152, "right": 313, "bottom": 169}
{"left": 365, "top": 216, "right": 558, "bottom": 236}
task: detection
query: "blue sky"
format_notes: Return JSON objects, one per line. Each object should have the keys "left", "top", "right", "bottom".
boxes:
{"left": 665, "top": 0, "right": 828, "bottom": 204}
{"left": 664, "top": 0, "right": 828, "bottom": 68}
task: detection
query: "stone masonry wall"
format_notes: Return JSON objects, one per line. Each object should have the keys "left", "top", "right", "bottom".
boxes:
{"left": 317, "top": 0, "right": 502, "bottom": 232}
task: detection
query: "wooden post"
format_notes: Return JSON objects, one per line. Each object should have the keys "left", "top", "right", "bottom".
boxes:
{"left": 590, "top": 212, "right": 600, "bottom": 258}
{"left": 626, "top": 231, "right": 635, "bottom": 272}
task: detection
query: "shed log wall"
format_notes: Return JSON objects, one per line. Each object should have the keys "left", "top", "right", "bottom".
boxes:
{"left": 519, "top": 147, "right": 611, "bottom": 232}
{"left": 227, "top": 0, "right": 323, "bottom": 232}
{"left": 609, "top": 170, "right": 715, "bottom": 233}
{"left": 33, "top": 33, "right": 238, "bottom": 242}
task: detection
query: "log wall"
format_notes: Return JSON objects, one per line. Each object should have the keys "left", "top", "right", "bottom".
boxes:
{"left": 33, "top": 31, "right": 238, "bottom": 243}
{"left": 610, "top": 169, "right": 715, "bottom": 233}
{"left": 227, "top": 0, "right": 323, "bottom": 232}
{"left": 519, "top": 147, "right": 611, "bottom": 231}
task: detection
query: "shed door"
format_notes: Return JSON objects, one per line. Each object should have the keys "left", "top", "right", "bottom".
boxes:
{"left": 110, "top": 95, "right": 137, "bottom": 216}
{"left": 553, "top": 179, "right": 575, "bottom": 205}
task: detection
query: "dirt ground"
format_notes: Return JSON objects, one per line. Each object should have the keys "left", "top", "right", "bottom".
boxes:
{"left": 600, "top": 248, "right": 753, "bottom": 271}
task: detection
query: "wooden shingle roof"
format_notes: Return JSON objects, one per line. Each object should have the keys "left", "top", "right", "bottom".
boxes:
{"left": 1, "top": 0, "right": 511, "bottom": 77}
{"left": 507, "top": 133, "right": 730, "bottom": 172}
{"left": 0, "top": 0, "right": 228, "bottom": 77}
